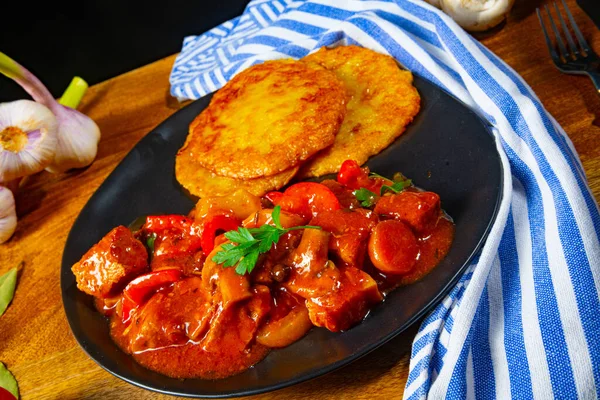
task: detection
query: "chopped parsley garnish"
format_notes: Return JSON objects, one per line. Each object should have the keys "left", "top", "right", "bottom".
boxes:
{"left": 379, "top": 179, "right": 412, "bottom": 196}
{"left": 212, "top": 205, "right": 321, "bottom": 275}
{"left": 146, "top": 234, "right": 156, "bottom": 252}
{"left": 354, "top": 172, "right": 413, "bottom": 204}
{"left": 369, "top": 172, "right": 388, "bottom": 181}
{"left": 353, "top": 187, "right": 378, "bottom": 207}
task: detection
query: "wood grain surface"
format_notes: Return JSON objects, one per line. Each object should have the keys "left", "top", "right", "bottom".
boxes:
{"left": 1, "top": 1, "right": 599, "bottom": 399}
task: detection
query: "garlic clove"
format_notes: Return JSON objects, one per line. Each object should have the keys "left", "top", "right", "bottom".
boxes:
{"left": 0, "top": 185, "right": 17, "bottom": 244}
{"left": 0, "top": 100, "right": 58, "bottom": 182}
{"left": 45, "top": 103, "right": 101, "bottom": 173}
{"left": 45, "top": 77, "right": 100, "bottom": 173}
{"left": 440, "top": 0, "right": 515, "bottom": 32}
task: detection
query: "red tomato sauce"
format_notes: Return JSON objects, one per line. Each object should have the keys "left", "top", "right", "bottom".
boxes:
{"left": 110, "top": 315, "right": 270, "bottom": 379}
{"left": 74, "top": 160, "right": 455, "bottom": 380}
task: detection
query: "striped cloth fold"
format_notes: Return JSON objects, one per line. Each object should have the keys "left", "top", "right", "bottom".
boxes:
{"left": 169, "top": 1, "right": 600, "bottom": 398}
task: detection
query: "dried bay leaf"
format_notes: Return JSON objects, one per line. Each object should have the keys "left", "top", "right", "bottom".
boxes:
{"left": 0, "top": 268, "right": 17, "bottom": 317}
{"left": 0, "top": 362, "right": 18, "bottom": 399}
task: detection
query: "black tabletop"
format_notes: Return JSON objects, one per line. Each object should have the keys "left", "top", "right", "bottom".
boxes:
{"left": 0, "top": 0, "right": 250, "bottom": 102}
{"left": 1, "top": 0, "right": 598, "bottom": 103}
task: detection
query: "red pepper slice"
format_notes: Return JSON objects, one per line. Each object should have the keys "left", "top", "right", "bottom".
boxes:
{"left": 271, "top": 182, "right": 341, "bottom": 220}
{"left": 144, "top": 215, "right": 199, "bottom": 235}
{"left": 143, "top": 215, "right": 203, "bottom": 256}
{"left": 121, "top": 269, "right": 182, "bottom": 323}
{"left": 200, "top": 214, "right": 241, "bottom": 255}
{"left": 337, "top": 159, "right": 390, "bottom": 193}
{"left": 264, "top": 191, "right": 284, "bottom": 205}
{"left": 337, "top": 159, "right": 364, "bottom": 188}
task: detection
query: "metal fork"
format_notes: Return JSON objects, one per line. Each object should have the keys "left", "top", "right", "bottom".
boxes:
{"left": 537, "top": 0, "right": 600, "bottom": 93}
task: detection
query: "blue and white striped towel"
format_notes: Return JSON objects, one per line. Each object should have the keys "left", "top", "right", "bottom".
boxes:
{"left": 169, "top": 1, "right": 600, "bottom": 398}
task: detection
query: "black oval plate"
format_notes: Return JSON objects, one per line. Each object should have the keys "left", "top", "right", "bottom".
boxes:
{"left": 61, "top": 75, "right": 502, "bottom": 398}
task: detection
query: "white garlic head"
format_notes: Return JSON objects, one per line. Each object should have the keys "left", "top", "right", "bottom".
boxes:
{"left": 440, "top": 0, "right": 515, "bottom": 32}
{"left": 45, "top": 104, "right": 101, "bottom": 173}
{"left": 0, "top": 100, "right": 57, "bottom": 182}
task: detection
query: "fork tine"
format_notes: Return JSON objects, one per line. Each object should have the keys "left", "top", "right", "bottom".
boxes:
{"left": 554, "top": 1, "right": 578, "bottom": 56}
{"left": 537, "top": 8, "right": 561, "bottom": 63}
{"left": 545, "top": 5, "right": 570, "bottom": 60}
{"left": 560, "top": 0, "right": 590, "bottom": 53}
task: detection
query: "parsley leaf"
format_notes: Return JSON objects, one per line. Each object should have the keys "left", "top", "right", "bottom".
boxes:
{"left": 236, "top": 251, "right": 259, "bottom": 275}
{"left": 146, "top": 234, "right": 156, "bottom": 252}
{"left": 380, "top": 179, "right": 412, "bottom": 196}
{"left": 353, "top": 187, "right": 378, "bottom": 207}
{"left": 256, "top": 226, "right": 280, "bottom": 253}
{"left": 212, "top": 205, "right": 321, "bottom": 275}
{"left": 272, "top": 206, "right": 283, "bottom": 229}
{"left": 369, "top": 172, "right": 388, "bottom": 181}
{"left": 355, "top": 172, "right": 413, "bottom": 203}
{"left": 224, "top": 227, "right": 254, "bottom": 243}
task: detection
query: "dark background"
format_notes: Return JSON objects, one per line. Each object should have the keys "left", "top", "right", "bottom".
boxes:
{"left": 0, "top": 0, "right": 250, "bottom": 102}
{"left": 0, "top": 0, "right": 597, "bottom": 103}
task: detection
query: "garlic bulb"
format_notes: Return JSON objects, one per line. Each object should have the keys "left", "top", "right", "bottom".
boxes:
{"left": 0, "top": 100, "right": 58, "bottom": 182}
{"left": 0, "top": 186, "right": 17, "bottom": 244}
{"left": 45, "top": 101, "right": 101, "bottom": 173}
{"left": 0, "top": 53, "right": 100, "bottom": 173}
{"left": 46, "top": 77, "right": 101, "bottom": 173}
{"left": 440, "top": 0, "right": 515, "bottom": 32}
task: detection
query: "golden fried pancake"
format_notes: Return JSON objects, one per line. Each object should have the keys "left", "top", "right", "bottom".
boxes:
{"left": 179, "top": 59, "right": 347, "bottom": 179}
{"left": 297, "top": 46, "right": 420, "bottom": 178}
{"left": 175, "top": 153, "right": 298, "bottom": 198}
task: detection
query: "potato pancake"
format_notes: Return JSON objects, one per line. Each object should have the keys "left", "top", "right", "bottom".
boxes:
{"left": 175, "top": 153, "right": 298, "bottom": 197}
{"left": 297, "top": 46, "right": 420, "bottom": 178}
{"left": 178, "top": 59, "right": 347, "bottom": 179}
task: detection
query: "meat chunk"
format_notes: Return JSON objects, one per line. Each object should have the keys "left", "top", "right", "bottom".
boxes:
{"left": 126, "top": 277, "right": 213, "bottom": 353}
{"left": 72, "top": 226, "right": 148, "bottom": 298}
{"left": 284, "top": 229, "right": 382, "bottom": 332}
{"left": 201, "top": 245, "right": 252, "bottom": 305}
{"left": 151, "top": 251, "right": 205, "bottom": 276}
{"left": 202, "top": 285, "right": 272, "bottom": 352}
{"left": 306, "top": 266, "right": 382, "bottom": 332}
{"left": 374, "top": 191, "right": 440, "bottom": 233}
{"left": 311, "top": 209, "right": 377, "bottom": 268}
{"left": 320, "top": 179, "right": 360, "bottom": 209}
